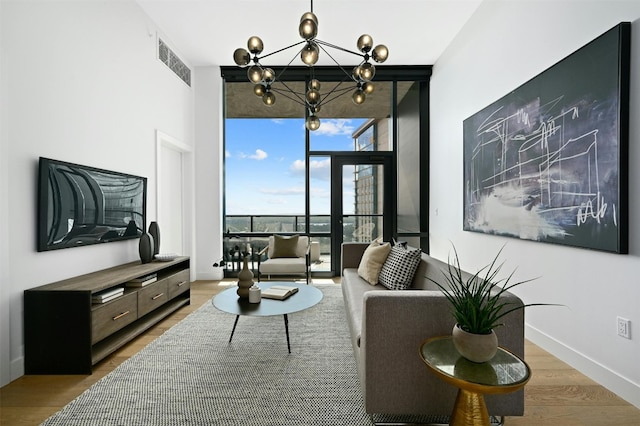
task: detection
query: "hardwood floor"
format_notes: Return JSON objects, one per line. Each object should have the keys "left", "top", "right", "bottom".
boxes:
{"left": 2, "top": 280, "right": 639, "bottom": 425}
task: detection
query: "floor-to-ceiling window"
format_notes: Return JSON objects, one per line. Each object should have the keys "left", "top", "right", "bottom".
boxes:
{"left": 221, "top": 66, "right": 431, "bottom": 277}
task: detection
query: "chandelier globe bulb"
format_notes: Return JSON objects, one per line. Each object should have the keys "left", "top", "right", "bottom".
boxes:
{"left": 309, "top": 79, "right": 321, "bottom": 91}
{"left": 352, "top": 66, "right": 362, "bottom": 81}
{"left": 262, "top": 91, "right": 276, "bottom": 106}
{"left": 299, "top": 18, "right": 318, "bottom": 40}
{"left": 247, "top": 65, "right": 264, "bottom": 84}
{"left": 372, "top": 44, "right": 389, "bottom": 63}
{"left": 233, "top": 48, "right": 251, "bottom": 67}
{"left": 306, "top": 115, "right": 321, "bottom": 131}
{"left": 262, "top": 67, "right": 276, "bottom": 84}
{"left": 247, "top": 36, "right": 264, "bottom": 55}
{"left": 359, "top": 63, "right": 375, "bottom": 82}
{"left": 301, "top": 42, "right": 320, "bottom": 66}
{"left": 352, "top": 89, "right": 366, "bottom": 105}
{"left": 306, "top": 88, "right": 321, "bottom": 105}
{"left": 357, "top": 34, "right": 374, "bottom": 53}
{"left": 253, "top": 84, "right": 266, "bottom": 97}
{"left": 362, "top": 82, "right": 375, "bottom": 95}
{"left": 300, "top": 12, "right": 318, "bottom": 25}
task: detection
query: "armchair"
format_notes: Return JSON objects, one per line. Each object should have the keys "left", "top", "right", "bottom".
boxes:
{"left": 258, "top": 235, "right": 311, "bottom": 284}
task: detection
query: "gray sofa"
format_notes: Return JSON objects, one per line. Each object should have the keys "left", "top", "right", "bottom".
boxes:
{"left": 340, "top": 242, "right": 525, "bottom": 418}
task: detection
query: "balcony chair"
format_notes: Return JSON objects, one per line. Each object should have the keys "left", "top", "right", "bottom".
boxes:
{"left": 258, "top": 235, "right": 311, "bottom": 284}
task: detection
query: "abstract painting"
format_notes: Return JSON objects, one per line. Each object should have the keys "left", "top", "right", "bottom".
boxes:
{"left": 463, "top": 23, "right": 630, "bottom": 253}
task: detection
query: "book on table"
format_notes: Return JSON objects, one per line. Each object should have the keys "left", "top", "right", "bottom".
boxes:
{"left": 92, "top": 287, "right": 124, "bottom": 303}
{"left": 261, "top": 285, "right": 299, "bottom": 300}
{"left": 126, "top": 273, "right": 158, "bottom": 287}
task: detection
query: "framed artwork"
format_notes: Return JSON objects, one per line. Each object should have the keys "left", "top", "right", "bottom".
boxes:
{"left": 463, "top": 23, "right": 630, "bottom": 253}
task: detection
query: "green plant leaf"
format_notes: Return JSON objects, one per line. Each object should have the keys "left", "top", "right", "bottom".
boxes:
{"left": 427, "top": 243, "right": 561, "bottom": 334}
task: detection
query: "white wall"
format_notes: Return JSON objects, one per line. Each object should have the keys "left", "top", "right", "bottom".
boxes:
{"left": 430, "top": 0, "right": 640, "bottom": 408}
{"left": 0, "top": 0, "right": 194, "bottom": 386}
{"left": 0, "top": 0, "right": 9, "bottom": 387}
{"left": 194, "top": 67, "right": 225, "bottom": 281}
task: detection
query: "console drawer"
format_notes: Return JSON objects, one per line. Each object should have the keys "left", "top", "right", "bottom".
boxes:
{"left": 92, "top": 292, "right": 138, "bottom": 344}
{"left": 138, "top": 280, "right": 169, "bottom": 317}
{"left": 166, "top": 269, "right": 190, "bottom": 299}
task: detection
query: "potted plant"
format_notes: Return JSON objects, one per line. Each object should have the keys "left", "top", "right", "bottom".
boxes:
{"left": 429, "top": 244, "right": 553, "bottom": 363}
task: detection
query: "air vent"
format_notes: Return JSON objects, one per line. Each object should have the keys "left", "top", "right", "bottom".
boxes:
{"left": 158, "top": 38, "right": 191, "bottom": 87}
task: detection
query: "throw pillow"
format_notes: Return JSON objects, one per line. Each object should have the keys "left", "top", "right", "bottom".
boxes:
{"left": 357, "top": 240, "right": 391, "bottom": 285}
{"left": 378, "top": 244, "right": 422, "bottom": 290}
{"left": 271, "top": 234, "right": 300, "bottom": 258}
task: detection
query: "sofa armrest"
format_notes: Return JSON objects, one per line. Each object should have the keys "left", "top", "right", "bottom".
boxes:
{"left": 341, "top": 242, "right": 369, "bottom": 273}
{"left": 360, "top": 289, "right": 525, "bottom": 415}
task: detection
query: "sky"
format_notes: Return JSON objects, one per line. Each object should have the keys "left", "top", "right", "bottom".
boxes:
{"left": 225, "top": 117, "right": 367, "bottom": 216}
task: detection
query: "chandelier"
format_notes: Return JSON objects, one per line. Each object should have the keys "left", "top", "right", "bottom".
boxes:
{"left": 232, "top": 0, "right": 388, "bottom": 131}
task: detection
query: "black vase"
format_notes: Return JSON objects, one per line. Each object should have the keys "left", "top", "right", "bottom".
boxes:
{"left": 139, "top": 232, "right": 155, "bottom": 264}
{"left": 148, "top": 221, "right": 160, "bottom": 255}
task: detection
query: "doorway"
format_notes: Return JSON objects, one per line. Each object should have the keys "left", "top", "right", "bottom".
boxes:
{"left": 330, "top": 154, "right": 393, "bottom": 273}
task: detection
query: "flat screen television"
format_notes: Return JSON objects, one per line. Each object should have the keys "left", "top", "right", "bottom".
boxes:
{"left": 37, "top": 157, "right": 147, "bottom": 252}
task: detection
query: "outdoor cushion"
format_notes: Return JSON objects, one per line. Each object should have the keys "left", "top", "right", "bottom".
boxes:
{"left": 270, "top": 234, "right": 300, "bottom": 258}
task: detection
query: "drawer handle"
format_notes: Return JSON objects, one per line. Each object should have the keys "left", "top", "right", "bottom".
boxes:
{"left": 112, "top": 311, "right": 130, "bottom": 321}
{"left": 152, "top": 293, "right": 165, "bottom": 300}
{"left": 177, "top": 281, "right": 187, "bottom": 287}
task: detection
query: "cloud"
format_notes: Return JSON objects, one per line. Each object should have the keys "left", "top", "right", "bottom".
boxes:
{"left": 225, "top": 150, "right": 231, "bottom": 158}
{"left": 313, "top": 119, "right": 356, "bottom": 137}
{"left": 238, "top": 149, "right": 268, "bottom": 160}
{"left": 271, "top": 119, "right": 284, "bottom": 125}
{"left": 290, "top": 158, "right": 331, "bottom": 180}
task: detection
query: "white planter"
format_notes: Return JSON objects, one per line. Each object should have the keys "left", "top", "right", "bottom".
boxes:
{"left": 452, "top": 324, "right": 498, "bottom": 363}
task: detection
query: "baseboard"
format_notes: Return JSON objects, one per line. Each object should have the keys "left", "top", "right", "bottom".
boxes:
{"left": 10, "top": 355, "right": 24, "bottom": 382}
{"left": 525, "top": 324, "right": 640, "bottom": 409}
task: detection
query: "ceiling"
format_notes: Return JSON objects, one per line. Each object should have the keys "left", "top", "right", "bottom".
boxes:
{"left": 136, "top": 0, "right": 482, "bottom": 119}
{"left": 136, "top": 0, "right": 482, "bottom": 67}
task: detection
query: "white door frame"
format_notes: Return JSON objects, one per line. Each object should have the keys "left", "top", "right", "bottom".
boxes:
{"left": 155, "top": 130, "right": 195, "bottom": 280}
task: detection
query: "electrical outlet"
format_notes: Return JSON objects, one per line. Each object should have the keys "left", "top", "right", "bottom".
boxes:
{"left": 617, "top": 317, "right": 631, "bottom": 339}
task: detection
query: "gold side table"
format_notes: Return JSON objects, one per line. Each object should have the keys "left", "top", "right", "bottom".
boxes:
{"left": 419, "top": 336, "right": 530, "bottom": 426}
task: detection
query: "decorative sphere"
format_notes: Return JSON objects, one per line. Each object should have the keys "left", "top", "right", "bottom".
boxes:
{"left": 309, "top": 79, "right": 321, "bottom": 91}
{"left": 247, "top": 65, "right": 264, "bottom": 84}
{"left": 247, "top": 36, "right": 264, "bottom": 55}
{"left": 253, "top": 84, "right": 266, "bottom": 97}
{"left": 262, "top": 92, "right": 276, "bottom": 106}
{"left": 233, "top": 48, "right": 250, "bottom": 67}
{"left": 359, "top": 63, "right": 375, "bottom": 81}
{"left": 352, "top": 66, "right": 361, "bottom": 81}
{"left": 306, "top": 115, "right": 321, "bottom": 131}
{"left": 306, "top": 89, "right": 320, "bottom": 105}
{"left": 300, "top": 12, "right": 318, "bottom": 25}
{"left": 262, "top": 68, "right": 275, "bottom": 84}
{"left": 357, "top": 34, "right": 374, "bottom": 53}
{"left": 352, "top": 89, "right": 366, "bottom": 105}
{"left": 372, "top": 44, "right": 389, "bottom": 63}
{"left": 362, "top": 82, "right": 375, "bottom": 94}
{"left": 299, "top": 18, "right": 318, "bottom": 40}
{"left": 301, "top": 42, "right": 319, "bottom": 66}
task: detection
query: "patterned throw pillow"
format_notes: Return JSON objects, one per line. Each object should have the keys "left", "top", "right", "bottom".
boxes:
{"left": 378, "top": 244, "right": 422, "bottom": 290}
{"left": 357, "top": 240, "right": 391, "bottom": 285}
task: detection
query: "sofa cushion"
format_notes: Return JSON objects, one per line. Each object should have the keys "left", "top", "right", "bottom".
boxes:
{"left": 271, "top": 234, "right": 300, "bottom": 258}
{"left": 357, "top": 240, "right": 391, "bottom": 285}
{"left": 378, "top": 244, "right": 422, "bottom": 290}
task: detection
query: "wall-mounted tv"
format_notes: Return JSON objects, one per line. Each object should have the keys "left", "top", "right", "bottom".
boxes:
{"left": 37, "top": 157, "right": 147, "bottom": 252}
